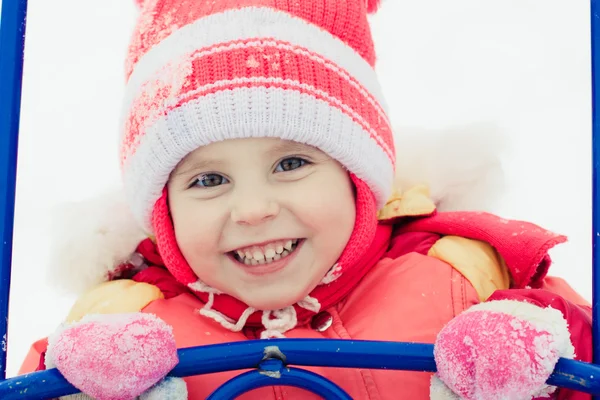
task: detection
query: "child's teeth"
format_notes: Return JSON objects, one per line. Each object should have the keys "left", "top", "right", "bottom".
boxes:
{"left": 235, "top": 239, "right": 301, "bottom": 265}
{"left": 253, "top": 251, "right": 265, "bottom": 261}
{"left": 265, "top": 248, "right": 276, "bottom": 258}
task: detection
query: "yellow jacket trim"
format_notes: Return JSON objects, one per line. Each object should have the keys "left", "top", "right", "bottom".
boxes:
{"left": 66, "top": 280, "right": 164, "bottom": 323}
{"left": 378, "top": 184, "right": 436, "bottom": 221}
{"left": 427, "top": 236, "right": 511, "bottom": 301}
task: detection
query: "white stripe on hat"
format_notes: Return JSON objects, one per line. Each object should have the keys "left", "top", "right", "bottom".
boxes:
{"left": 123, "top": 76, "right": 394, "bottom": 163}
{"left": 123, "top": 86, "right": 394, "bottom": 232}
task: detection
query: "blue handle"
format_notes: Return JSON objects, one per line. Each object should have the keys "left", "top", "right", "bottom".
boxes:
{"left": 1, "top": 340, "right": 600, "bottom": 399}
{"left": 0, "top": 0, "right": 28, "bottom": 381}
{"left": 591, "top": 0, "right": 600, "bottom": 377}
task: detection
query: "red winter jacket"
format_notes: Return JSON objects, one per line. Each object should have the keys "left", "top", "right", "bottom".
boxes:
{"left": 19, "top": 211, "right": 592, "bottom": 399}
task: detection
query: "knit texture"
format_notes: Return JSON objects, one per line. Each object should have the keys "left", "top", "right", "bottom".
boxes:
{"left": 120, "top": 0, "right": 394, "bottom": 233}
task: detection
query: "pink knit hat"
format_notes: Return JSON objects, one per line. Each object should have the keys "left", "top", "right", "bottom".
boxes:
{"left": 120, "top": 0, "right": 395, "bottom": 233}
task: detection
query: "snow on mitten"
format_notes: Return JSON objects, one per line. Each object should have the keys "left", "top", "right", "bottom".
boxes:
{"left": 140, "top": 376, "right": 188, "bottom": 399}
{"left": 46, "top": 313, "right": 179, "bottom": 400}
{"left": 431, "top": 300, "right": 575, "bottom": 400}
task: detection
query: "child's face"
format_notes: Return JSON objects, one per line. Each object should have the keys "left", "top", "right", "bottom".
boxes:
{"left": 167, "top": 138, "right": 356, "bottom": 311}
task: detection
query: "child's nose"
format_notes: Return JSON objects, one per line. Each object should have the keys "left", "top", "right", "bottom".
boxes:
{"left": 230, "top": 197, "right": 280, "bottom": 226}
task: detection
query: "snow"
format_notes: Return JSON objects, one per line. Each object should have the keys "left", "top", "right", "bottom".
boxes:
{"left": 5, "top": 0, "right": 593, "bottom": 380}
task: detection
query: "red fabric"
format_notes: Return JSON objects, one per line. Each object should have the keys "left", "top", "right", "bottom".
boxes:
{"left": 18, "top": 338, "right": 49, "bottom": 375}
{"left": 399, "top": 211, "right": 567, "bottom": 288}
{"left": 37, "top": 351, "right": 46, "bottom": 372}
{"left": 384, "top": 231, "right": 440, "bottom": 259}
{"left": 132, "top": 266, "right": 189, "bottom": 300}
{"left": 136, "top": 238, "right": 164, "bottom": 266}
{"left": 488, "top": 289, "right": 592, "bottom": 400}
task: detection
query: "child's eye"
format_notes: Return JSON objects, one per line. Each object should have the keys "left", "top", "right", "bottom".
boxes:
{"left": 275, "top": 157, "right": 308, "bottom": 172}
{"left": 191, "top": 173, "right": 229, "bottom": 188}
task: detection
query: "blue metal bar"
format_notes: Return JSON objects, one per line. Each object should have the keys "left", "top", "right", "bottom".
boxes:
{"left": 171, "top": 339, "right": 436, "bottom": 377}
{"left": 593, "top": 3, "right": 600, "bottom": 400}
{"left": 0, "top": 0, "right": 28, "bottom": 381}
{"left": 2, "top": 340, "right": 600, "bottom": 399}
{"left": 207, "top": 359, "right": 352, "bottom": 400}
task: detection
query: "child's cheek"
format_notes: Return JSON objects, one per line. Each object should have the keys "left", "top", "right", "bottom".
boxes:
{"left": 171, "top": 200, "right": 222, "bottom": 259}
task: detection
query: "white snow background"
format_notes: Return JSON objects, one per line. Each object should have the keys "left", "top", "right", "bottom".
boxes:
{"left": 4, "top": 0, "right": 593, "bottom": 377}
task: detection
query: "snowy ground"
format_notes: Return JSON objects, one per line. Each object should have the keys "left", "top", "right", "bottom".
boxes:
{"left": 6, "top": 0, "right": 592, "bottom": 377}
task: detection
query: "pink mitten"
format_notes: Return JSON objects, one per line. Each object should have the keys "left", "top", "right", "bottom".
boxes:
{"left": 46, "top": 313, "right": 179, "bottom": 400}
{"left": 431, "top": 300, "right": 574, "bottom": 400}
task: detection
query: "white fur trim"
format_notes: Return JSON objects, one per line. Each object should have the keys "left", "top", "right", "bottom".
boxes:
{"left": 123, "top": 86, "right": 394, "bottom": 232}
{"left": 46, "top": 188, "right": 146, "bottom": 295}
{"left": 124, "top": 7, "right": 386, "bottom": 116}
{"left": 429, "top": 375, "right": 460, "bottom": 400}
{"left": 393, "top": 124, "right": 508, "bottom": 212}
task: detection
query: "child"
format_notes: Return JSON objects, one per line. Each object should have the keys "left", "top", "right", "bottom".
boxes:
{"left": 19, "top": 0, "right": 592, "bottom": 399}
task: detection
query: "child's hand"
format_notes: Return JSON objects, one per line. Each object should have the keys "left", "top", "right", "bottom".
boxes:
{"left": 430, "top": 300, "right": 574, "bottom": 400}
{"left": 46, "top": 313, "right": 182, "bottom": 400}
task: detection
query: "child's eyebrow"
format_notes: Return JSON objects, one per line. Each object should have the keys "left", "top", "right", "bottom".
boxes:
{"left": 266, "top": 141, "right": 318, "bottom": 157}
{"left": 172, "top": 158, "right": 225, "bottom": 178}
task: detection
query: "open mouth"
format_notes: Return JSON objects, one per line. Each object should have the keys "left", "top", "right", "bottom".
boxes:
{"left": 231, "top": 239, "right": 303, "bottom": 265}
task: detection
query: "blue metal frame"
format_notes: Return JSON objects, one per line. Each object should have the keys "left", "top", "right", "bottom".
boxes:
{"left": 0, "top": 0, "right": 27, "bottom": 382}
{"left": 1, "top": 0, "right": 600, "bottom": 398}
{"left": 591, "top": 0, "right": 600, "bottom": 376}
